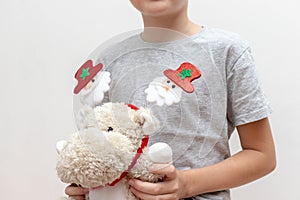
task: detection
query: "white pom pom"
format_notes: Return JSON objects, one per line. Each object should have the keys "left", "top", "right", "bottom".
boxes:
{"left": 148, "top": 142, "right": 172, "bottom": 163}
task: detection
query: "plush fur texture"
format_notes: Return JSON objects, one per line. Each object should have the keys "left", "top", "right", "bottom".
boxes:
{"left": 56, "top": 102, "right": 172, "bottom": 200}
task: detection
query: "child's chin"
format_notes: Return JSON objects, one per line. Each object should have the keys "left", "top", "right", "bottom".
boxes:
{"left": 142, "top": 2, "right": 170, "bottom": 15}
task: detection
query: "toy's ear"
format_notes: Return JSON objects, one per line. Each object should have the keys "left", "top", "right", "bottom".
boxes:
{"left": 56, "top": 140, "right": 67, "bottom": 154}
{"left": 135, "top": 108, "right": 160, "bottom": 135}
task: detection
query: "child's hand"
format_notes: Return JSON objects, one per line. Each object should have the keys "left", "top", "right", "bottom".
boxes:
{"left": 129, "top": 164, "right": 187, "bottom": 200}
{"left": 65, "top": 184, "right": 89, "bottom": 200}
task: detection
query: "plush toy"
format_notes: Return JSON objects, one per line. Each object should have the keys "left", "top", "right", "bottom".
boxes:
{"left": 56, "top": 102, "right": 173, "bottom": 200}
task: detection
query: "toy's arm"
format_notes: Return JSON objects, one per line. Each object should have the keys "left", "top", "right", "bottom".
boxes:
{"left": 130, "top": 142, "right": 172, "bottom": 182}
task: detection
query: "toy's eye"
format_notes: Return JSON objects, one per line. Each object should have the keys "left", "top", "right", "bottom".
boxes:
{"left": 92, "top": 79, "right": 95, "bottom": 83}
{"left": 107, "top": 127, "right": 113, "bottom": 132}
{"left": 167, "top": 80, "right": 170, "bottom": 83}
{"left": 172, "top": 85, "right": 176, "bottom": 88}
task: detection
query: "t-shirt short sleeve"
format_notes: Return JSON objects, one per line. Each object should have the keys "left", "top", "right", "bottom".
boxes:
{"left": 227, "top": 46, "right": 272, "bottom": 127}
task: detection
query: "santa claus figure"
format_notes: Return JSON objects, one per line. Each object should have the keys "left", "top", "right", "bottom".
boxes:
{"left": 74, "top": 60, "right": 111, "bottom": 107}
{"left": 145, "top": 62, "right": 201, "bottom": 106}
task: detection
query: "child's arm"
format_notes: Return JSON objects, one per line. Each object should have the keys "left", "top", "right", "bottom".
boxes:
{"left": 129, "top": 117, "right": 276, "bottom": 199}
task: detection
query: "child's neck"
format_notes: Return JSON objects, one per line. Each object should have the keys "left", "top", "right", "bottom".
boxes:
{"left": 142, "top": 11, "right": 201, "bottom": 37}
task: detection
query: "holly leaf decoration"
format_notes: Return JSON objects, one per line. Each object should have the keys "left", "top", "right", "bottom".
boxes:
{"left": 80, "top": 68, "right": 90, "bottom": 80}
{"left": 178, "top": 68, "right": 192, "bottom": 80}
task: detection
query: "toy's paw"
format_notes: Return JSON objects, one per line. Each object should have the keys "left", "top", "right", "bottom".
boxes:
{"left": 141, "top": 112, "right": 160, "bottom": 135}
{"left": 135, "top": 108, "right": 160, "bottom": 135}
{"left": 148, "top": 142, "right": 172, "bottom": 163}
{"left": 56, "top": 140, "right": 67, "bottom": 154}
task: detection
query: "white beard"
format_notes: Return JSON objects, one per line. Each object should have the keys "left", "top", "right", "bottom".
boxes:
{"left": 79, "top": 71, "right": 111, "bottom": 107}
{"left": 145, "top": 78, "right": 182, "bottom": 106}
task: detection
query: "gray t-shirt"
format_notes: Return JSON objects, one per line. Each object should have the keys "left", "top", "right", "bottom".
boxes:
{"left": 92, "top": 26, "right": 272, "bottom": 200}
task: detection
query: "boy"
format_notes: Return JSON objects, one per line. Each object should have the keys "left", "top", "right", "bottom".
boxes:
{"left": 65, "top": 0, "right": 276, "bottom": 199}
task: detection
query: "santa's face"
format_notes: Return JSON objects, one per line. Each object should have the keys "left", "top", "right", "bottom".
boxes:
{"left": 79, "top": 71, "right": 111, "bottom": 107}
{"left": 145, "top": 77, "right": 182, "bottom": 106}
{"left": 80, "top": 78, "right": 97, "bottom": 95}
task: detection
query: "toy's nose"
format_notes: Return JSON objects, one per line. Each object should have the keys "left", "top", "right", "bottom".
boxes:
{"left": 107, "top": 127, "right": 114, "bottom": 132}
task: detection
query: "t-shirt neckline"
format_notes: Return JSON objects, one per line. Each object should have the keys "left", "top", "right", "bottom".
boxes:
{"left": 137, "top": 25, "right": 207, "bottom": 46}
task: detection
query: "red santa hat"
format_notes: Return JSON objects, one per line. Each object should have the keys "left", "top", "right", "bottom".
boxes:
{"left": 163, "top": 62, "right": 201, "bottom": 93}
{"left": 73, "top": 60, "right": 103, "bottom": 94}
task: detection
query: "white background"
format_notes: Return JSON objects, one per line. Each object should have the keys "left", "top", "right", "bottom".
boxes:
{"left": 0, "top": 0, "right": 299, "bottom": 199}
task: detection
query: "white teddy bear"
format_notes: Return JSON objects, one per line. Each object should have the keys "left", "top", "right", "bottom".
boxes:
{"left": 56, "top": 102, "right": 172, "bottom": 200}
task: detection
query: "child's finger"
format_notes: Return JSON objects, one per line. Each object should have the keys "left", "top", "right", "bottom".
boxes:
{"left": 149, "top": 163, "right": 177, "bottom": 179}
{"left": 65, "top": 184, "right": 89, "bottom": 196}
{"left": 67, "top": 195, "right": 86, "bottom": 200}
